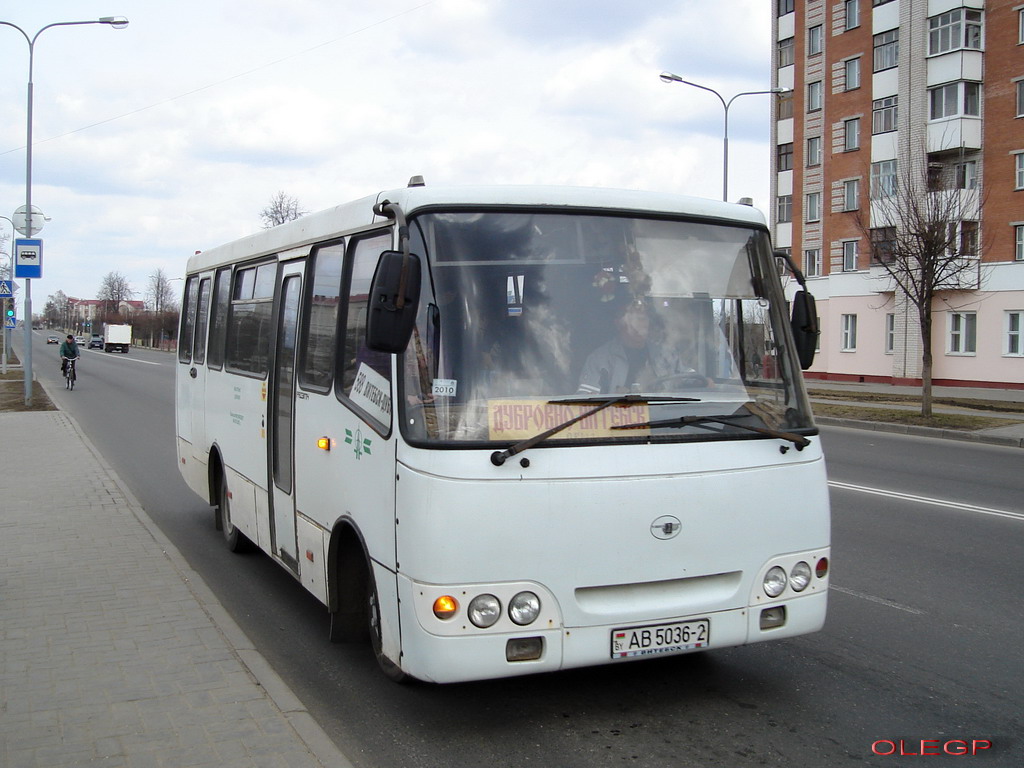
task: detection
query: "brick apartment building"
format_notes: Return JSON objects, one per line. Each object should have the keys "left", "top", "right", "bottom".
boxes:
{"left": 771, "top": 0, "right": 1023, "bottom": 388}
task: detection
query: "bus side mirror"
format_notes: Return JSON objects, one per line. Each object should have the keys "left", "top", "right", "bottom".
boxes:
{"left": 366, "top": 250, "right": 422, "bottom": 353}
{"left": 790, "top": 289, "right": 818, "bottom": 370}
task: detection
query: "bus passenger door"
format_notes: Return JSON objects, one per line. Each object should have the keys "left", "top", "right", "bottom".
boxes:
{"left": 269, "top": 262, "right": 304, "bottom": 569}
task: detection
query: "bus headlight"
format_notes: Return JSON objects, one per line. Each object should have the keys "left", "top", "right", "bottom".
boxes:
{"left": 789, "top": 561, "right": 812, "bottom": 592}
{"left": 763, "top": 566, "right": 787, "bottom": 598}
{"left": 508, "top": 591, "right": 541, "bottom": 626}
{"left": 468, "top": 594, "right": 501, "bottom": 628}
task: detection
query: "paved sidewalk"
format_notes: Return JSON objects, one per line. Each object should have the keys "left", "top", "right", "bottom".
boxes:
{"left": 807, "top": 380, "right": 1024, "bottom": 448}
{"left": 0, "top": 409, "right": 352, "bottom": 768}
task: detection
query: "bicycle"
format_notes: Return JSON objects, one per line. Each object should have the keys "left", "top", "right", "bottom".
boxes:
{"left": 62, "top": 356, "right": 77, "bottom": 390}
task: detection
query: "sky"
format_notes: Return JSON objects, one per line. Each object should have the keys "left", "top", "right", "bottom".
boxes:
{"left": 0, "top": 0, "right": 775, "bottom": 316}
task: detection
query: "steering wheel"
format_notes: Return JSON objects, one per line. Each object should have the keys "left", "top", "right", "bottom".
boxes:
{"left": 648, "top": 372, "right": 708, "bottom": 391}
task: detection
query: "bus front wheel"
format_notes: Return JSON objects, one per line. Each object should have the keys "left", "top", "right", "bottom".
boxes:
{"left": 217, "top": 474, "right": 251, "bottom": 553}
{"left": 368, "top": 569, "right": 407, "bottom": 683}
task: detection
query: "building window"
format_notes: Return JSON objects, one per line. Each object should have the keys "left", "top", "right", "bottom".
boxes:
{"left": 948, "top": 312, "right": 977, "bottom": 355}
{"left": 777, "top": 195, "right": 793, "bottom": 223}
{"left": 778, "top": 0, "right": 794, "bottom": 15}
{"left": 805, "top": 249, "right": 822, "bottom": 277}
{"left": 843, "top": 240, "right": 859, "bottom": 271}
{"left": 872, "top": 96, "right": 898, "bottom": 134}
{"left": 807, "top": 136, "right": 822, "bottom": 167}
{"left": 929, "top": 82, "right": 980, "bottom": 120}
{"left": 954, "top": 160, "right": 977, "bottom": 190}
{"left": 871, "top": 159, "right": 898, "bottom": 199}
{"left": 1016, "top": 224, "right": 1024, "bottom": 260}
{"left": 778, "top": 37, "right": 795, "bottom": 68}
{"left": 871, "top": 227, "right": 897, "bottom": 263}
{"left": 845, "top": 0, "right": 860, "bottom": 30}
{"left": 806, "top": 192, "right": 821, "bottom": 222}
{"left": 873, "top": 29, "right": 899, "bottom": 72}
{"left": 844, "top": 118, "right": 860, "bottom": 151}
{"left": 928, "top": 9, "right": 983, "bottom": 56}
{"left": 1020, "top": 9, "right": 1024, "bottom": 45}
{"left": 778, "top": 90, "right": 794, "bottom": 119}
{"left": 808, "top": 81, "right": 823, "bottom": 112}
{"left": 885, "top": 313, "right": 896, "bottom": 354}
{"left": 777, "top": 142, "right": 794, "bottom": 171}
{"left": 1007, "top": 312, "right": 1024, "bottom": 356}
{"left": 845, "top": 58, "right": 861, "bottom": 90}
{"left": 844, "top": 179, "right": 859, "bottom": 211}
{"left": 1017, "top": 81, "right": 1024, "bottom": 118}
{"left": 1016, "top": 153, "right": 1024, "bottom": 190}
{"left": 808, "top": 25, "right": 823, "bottom": 56}
{"left": 841, "top": 314, "right": 858, "bottom": 351}
{"left": 959, "top": 221, "right": 978, "bottom": 257}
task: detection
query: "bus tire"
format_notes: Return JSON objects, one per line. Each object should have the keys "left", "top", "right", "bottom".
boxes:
{"left": 368, "top": 569, "right": 408, "bottom": 683}
{"left": 218, "top": 473, "right": 251, "bottom": 553}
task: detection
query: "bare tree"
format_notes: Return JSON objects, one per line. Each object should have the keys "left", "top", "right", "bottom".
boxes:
{"left": 260, "top": 191, "right": 307, "bottom": 228}
{"left": 855, "top": 154, "right": 985, "bottom": 417}
{"left": 141, "top": 268, "right": 180, "bottom": 348}
{"left": 97, "top": 271, "right": 135, "bottom": 321}
{"left": 146, "top": 268, "right": 178, "bottom": 314}
{"left": 45, "top": 290, "right": 70, "bottom": 329}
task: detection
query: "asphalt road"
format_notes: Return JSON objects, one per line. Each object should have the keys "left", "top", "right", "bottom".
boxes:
{"left": 25, "top": 330, "right": 1024, "bottom": 767}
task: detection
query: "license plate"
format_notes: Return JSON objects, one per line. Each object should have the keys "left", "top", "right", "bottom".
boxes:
{"left": 611, "top": 619, "right": 710, "bottom": 659}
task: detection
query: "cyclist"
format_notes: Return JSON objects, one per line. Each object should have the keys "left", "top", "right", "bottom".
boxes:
{"left": 59, "top": 334, "right": 80, "bottom": 377}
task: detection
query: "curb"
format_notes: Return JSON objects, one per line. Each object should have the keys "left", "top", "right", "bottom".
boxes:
{"left": 815, "top": 415, "right": 1024, "bottom": 449}
{"left": 40, "top": 379, "right": 355, "bottom": 768}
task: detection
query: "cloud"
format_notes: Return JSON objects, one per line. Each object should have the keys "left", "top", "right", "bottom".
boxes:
{"left": 0, "top": 0, "right": 776, "bottom": 308}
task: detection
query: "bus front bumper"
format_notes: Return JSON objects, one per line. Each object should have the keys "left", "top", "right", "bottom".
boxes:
{"left": 396, "top": 579, "right": 828, "bottom": 684}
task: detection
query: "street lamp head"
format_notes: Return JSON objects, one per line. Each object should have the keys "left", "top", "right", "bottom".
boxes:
{"left": 772, "top": 86, "right": 792, "bottom": 94}
{"left": 660, "top": 71, "right": 684, "bottom": 84}
{"left": 99, "top": 16, "right": 130, "bottom": 29}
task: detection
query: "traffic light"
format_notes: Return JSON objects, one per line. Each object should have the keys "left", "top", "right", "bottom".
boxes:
{"left": 4, "top": 299, "right": 13, "bottom": 320}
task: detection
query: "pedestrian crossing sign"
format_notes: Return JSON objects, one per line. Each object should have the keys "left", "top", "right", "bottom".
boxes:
{"left": 0, "top": 280, "right": 13, "bottom": 298}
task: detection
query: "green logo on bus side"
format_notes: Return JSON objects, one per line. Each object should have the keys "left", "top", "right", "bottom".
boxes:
{"left": 344, "top": 428, "right": 372, "bottom": 460}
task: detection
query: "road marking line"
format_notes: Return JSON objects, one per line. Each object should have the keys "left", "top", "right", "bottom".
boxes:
{"left": 830, "top": 586, "right": 925, "bottom": 615}
{"left": 84, "top": 351, "right": 161, "bottom": 366}
{"left": 828, "top": 480, "right": 1024, "bottom": 522}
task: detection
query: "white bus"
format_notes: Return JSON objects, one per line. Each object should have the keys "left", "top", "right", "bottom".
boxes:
{"left": 176, "top": 181, "right": 829, "bottom": 684}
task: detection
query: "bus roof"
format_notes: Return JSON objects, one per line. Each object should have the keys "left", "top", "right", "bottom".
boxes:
{"left": 185, "top": 184, "right": 768, "bottom": 274}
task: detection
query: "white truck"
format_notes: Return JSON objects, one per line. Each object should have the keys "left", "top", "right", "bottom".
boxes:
{"left": 103, "top": 324, "right": 132, "bottom": 353}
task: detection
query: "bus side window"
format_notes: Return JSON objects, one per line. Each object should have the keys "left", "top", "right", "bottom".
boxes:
{"left": 178, "top": 276, "right": 200, "bottom": 364}
{"left": 207, "top": 267, "right": 231, "bottom": 370}
{"left": 193, "top": 278, "right": 212, "bottom": 365}
{"left": 299, "top": 241, "right": 345, "bottom": 392}
{"left": 337, "top": 232, "right": 393, "bottom": 429}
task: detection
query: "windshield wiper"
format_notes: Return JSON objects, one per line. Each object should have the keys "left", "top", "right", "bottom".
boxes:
{"left": 489, "top": 394, "right": 699, "bottom": 467}
{"left": 611, "top": 413, "right": 811, "bottom": 449}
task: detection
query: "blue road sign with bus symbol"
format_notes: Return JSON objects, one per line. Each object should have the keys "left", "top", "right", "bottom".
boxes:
{"left": 15, "top": 239, "right": 43, "bottom": 279}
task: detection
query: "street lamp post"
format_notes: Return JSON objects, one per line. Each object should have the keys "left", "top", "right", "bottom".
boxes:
{"left": 0, "top": 16, "right": 129, "bottom": 405}
{"left": 660, "top": 72, "right": 787, "bottom": 203}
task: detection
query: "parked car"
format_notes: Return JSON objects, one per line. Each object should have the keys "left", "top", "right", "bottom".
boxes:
{"left": 88, "top": 334, "right": 104, "bottom": 349}
{"left": 47, "top": 335, "right": 59, "bottom": 344}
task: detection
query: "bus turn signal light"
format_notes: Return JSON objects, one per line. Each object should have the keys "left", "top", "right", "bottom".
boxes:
{"left": 317, "top": 437, "right": 331, "bottom": 451}
{"left": 433, "top": 595, "right": 458, "bottom": 620}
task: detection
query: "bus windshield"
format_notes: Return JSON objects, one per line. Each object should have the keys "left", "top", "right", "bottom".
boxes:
{"left": 401, "top": 211, "right": 814, "bottom": 446}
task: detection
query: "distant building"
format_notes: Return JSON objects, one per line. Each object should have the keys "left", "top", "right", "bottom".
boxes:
{"left": 771, "top": 0, "right": 1023, "bottom": 388}
{"left": 68, "top": 298, "right": 145, "bottom": 327}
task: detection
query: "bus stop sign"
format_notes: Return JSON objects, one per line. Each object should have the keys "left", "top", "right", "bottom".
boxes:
{"left": 15, "top": 239, "right": 43, "bottom": 279}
